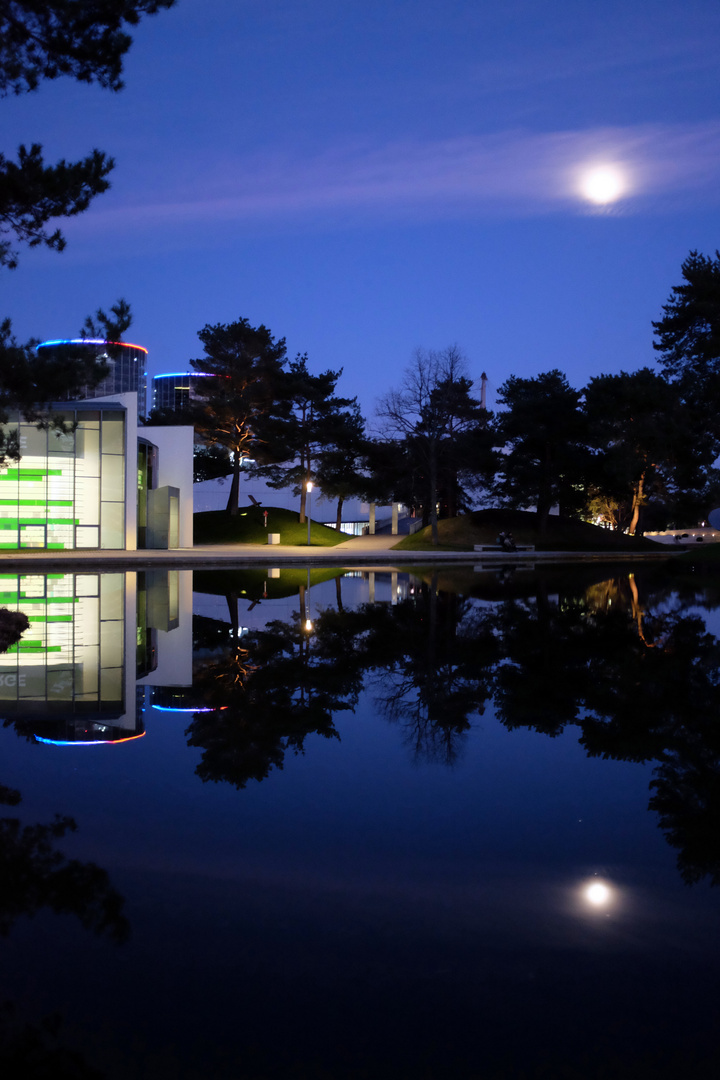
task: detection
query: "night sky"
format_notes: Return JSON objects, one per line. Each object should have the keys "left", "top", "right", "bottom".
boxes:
{"left": 3, "top": 0, "right": 720, "bottom": 415}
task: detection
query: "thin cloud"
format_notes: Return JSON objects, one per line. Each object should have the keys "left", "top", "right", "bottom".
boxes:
{"left": 67, "top": 122, "right": 720, "bottom": 239}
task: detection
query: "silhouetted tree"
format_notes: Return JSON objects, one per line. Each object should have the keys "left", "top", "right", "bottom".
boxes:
{"left": 0, "top": 2, "right": 176, "bottom": 462}
{"left": 315, "top": 402, "right": 368, "bottom": 530}
{"left": 584, "top": 368, "right": 678, "bottom": 534}
{"left": 492, "top": 370, "right": 586, "bottom": 534}
{"left": 653, "top": 250, "right": 720, "bottom": 390}
{"left": 190, "top": 318, "right": 289, "bottom": 515}
{"left": 0, "top": 319, "right": 109, "bottom": 465}
{"left": 80, "top": 296, "right": 132, "bottom": 341}
{"left": 0, "top": 1, "right": 176, "bottom": 267}
{"left": 251, "top": 354, "right": 356, "bottom": 524}
{"left": 652, "top": 249, "right": 720, "bottom": 470}
{"left": 362, "top": 437, "right": 418, "bottom": 509}
{"left": 378, "top": 346, "right": 486, "bottom": 545}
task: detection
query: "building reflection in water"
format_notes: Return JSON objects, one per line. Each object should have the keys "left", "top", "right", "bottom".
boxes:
{"left": 0, "top": 570, "right": 193, "bottom": 744}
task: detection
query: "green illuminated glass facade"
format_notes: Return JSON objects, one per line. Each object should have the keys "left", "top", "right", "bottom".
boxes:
{"left": 0, "top": 406, "right": 126, "bottom": 550}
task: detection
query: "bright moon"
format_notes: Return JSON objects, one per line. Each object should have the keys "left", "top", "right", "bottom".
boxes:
{"left": 586, "top": 882, "right": 611, "bottom": 906}
{"left": 580, "top": 165, "right": 626, "bottom": 205}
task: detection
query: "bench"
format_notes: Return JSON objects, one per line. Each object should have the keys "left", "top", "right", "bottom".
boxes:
{"left": 474, "top": 544, "right": 536, "bottom": 553}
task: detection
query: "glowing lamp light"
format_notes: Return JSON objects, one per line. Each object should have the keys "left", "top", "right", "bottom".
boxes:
{"left": 306, "top": 481, "right": 313, "bottom": 492}
{"left": 579, "top": 165, "right": 626, "bottom": 205}
{"left": 304, "top": 618, "right": 313, "bottom": 632}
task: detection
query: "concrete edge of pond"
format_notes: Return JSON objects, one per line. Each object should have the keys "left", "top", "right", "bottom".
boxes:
{"left": 0, "top": 543, "right": 682, "bottom": 571}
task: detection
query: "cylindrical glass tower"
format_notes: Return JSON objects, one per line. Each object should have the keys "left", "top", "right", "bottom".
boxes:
{"left": 152, "top": 372, "right": 215, "bottom": 414}
{"left": 36, "top": 338, "right": 148, "bottom": 416}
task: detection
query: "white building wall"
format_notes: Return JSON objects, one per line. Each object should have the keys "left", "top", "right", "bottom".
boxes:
{"left": 138, "top": 571, "right": 193, "bottom": 687}
{"left": 144, "top": 425, "right": 195, "bottom": 548}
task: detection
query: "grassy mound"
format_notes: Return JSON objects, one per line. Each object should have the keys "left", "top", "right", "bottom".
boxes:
{"left": 194, "top": 506, "right": 346, "bottom": 547}
{"left": 393, "top": 509, "right": 664, "bottom": 552}
{"left": 194, "top": 566, "right": 345, "bottom": 600}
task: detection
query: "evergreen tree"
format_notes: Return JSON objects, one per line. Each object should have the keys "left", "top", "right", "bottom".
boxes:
{"left": 315, "top": 403, "right": 368, "bottom": 530}
{"left": 190, "top": 318, "right": 289, "bottom": 515}
{"left": 361, "top": 437, "right": 418, "bottom": 509}
{"left": 584, "top": 369, "right": 678, "bottom": 534}
{"left": 0, "top": 1, "right": 176, "bottom": 268}
{"left": 652, "top": 249, "right": 720, "bottom": 473}
{"left": 0, "top": 2, "right": 176, "bottom": 457}
{"left": 80, "top": 298, "right": 132, "bottom": 342}
{"left": 653, "top": 250, "right": 720, "bottom": 387}
{"left": 0, "top": 317, "right": 110, "bottom": 465}
{"left": 251, "top": 354, "right": 355, "bottom": 523}
{"left": 492, "top": 369, "right": 586, "bottom": 534}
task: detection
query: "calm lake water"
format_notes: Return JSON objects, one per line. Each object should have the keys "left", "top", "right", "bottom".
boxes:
{"left": 2, "top": 562, "right": 720, "bottom": 1079}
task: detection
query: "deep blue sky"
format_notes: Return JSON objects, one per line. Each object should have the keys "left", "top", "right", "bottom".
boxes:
{"left": 3, "top": 0, "right": 720, "bottom": 414}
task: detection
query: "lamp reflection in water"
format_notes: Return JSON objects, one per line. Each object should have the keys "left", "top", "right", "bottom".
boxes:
{"left": 304, "top": 566, "right": 313, "bottom": 633}
{"left": 579, "top": 877, "right": 616, "bottom": 913}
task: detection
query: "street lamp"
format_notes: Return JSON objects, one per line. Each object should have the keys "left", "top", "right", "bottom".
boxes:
{"left": 306, "top": 480, "right": 313, "bottom": 546}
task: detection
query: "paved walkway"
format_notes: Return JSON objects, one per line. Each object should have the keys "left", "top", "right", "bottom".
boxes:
{"left": 0, "top": 531, "right": 676, "bottom": 570}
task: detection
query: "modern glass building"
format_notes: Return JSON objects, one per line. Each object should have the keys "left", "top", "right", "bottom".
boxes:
{"left": 36, "top": 339, "right": 149, "bottom": 417}
{"left": 0, "top": 403, "right": 127, "bottom": 550}
{"left": 0, "top": 393, "right": 194, "bottom": 551}
{"left": 152, "top": 371, "right": 214, "bottom": 413}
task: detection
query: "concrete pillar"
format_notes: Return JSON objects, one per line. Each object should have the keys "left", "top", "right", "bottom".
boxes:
{"left": 369, "top": 503, "right": 376, "bottom": 535}
{"left": 391, "top": 502, "right": 399, "bottom": 535}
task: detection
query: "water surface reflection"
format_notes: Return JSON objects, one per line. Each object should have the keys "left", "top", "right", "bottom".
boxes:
{"left": 0, "top": 563, "right": 719, "bottom": 1077}
{"left": 189, "top": 565, "right": 720, "bottom": 889}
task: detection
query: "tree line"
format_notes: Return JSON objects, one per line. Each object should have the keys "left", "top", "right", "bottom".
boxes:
{"left": 153, "top": 247, "right": 720, "bottom": 540}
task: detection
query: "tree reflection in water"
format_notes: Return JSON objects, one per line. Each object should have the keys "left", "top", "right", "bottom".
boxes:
{"left": 0, "top": 783, "right": 129, "bottom": 942}
{"left": 490, "top": 570, "right": 720, "bottom": 886}
{"left": 357, "top": 580, "right": 498, "bottom": 765}
{"left": 0, "top": 783, "right": 128, "bottom": 1075}
{"left": 0, "top": 615, "right": 128, "bottom": 1074}
{"left": 192, "top": 567, "right": 720, "bottom": 886}
{"left": 188, "top": 590, "right": 363, "bottom": 788}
